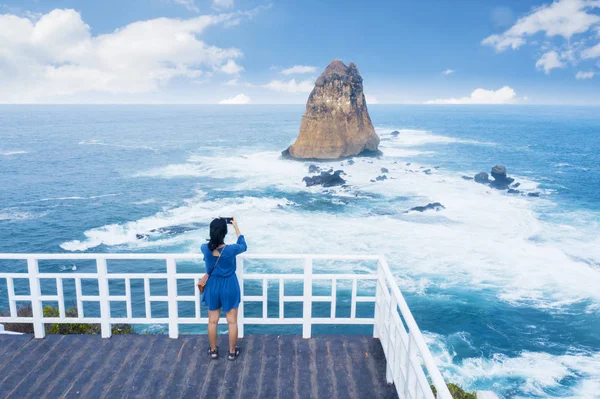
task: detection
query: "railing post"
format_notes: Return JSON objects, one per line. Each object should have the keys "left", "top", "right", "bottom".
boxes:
{"left": 96, "top": 258, "right": 112, "bottom": 339}
{"left": 237, "top": 257, "right": 244, "bottom": 338}
{"left": 27, "top": 258, "right": 45, "bottom": 339}
{"left": 386, "top": 295, "right": 396, "bottom": 384}
{"left": 404, "top": 332, "right": 413, "bottom": 398}
{"left": 373, "top": 258, "right": 382, "bottom": 339}
{"left": 302, "top": 257, "right": 313, "bottom": 339}
{"left": 166, "top": 258, "right": 179, "bottom": 339}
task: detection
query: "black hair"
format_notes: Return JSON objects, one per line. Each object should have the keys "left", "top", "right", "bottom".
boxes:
{"left": 208, "top": 218, "right": 227, "bottom": 251}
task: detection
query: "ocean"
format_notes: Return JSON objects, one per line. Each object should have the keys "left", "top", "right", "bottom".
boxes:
{"left": 1, "top": 105, "right": 599, "bottom": 398}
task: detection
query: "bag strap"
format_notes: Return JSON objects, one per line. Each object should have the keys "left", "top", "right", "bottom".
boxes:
{"left": 208, "top": 245, "right": 226, "bottom": 276}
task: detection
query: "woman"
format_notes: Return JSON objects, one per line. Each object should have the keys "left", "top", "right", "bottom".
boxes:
{"left": 201, "top": 216, "right": 247, "bottom": 361}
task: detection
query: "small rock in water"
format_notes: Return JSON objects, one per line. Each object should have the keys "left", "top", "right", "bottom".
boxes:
{"left": 370, "top": 179, "right": 376, "bottom": 182}
{"left": 347, "top": 159, "right": 355, "bottom": 165}
{"left": 308, "top": 164, "right": 321, "bottom": 173}
{"left": 462, "top": 175, "right": 474, "bottom": 181}
{"left": 375, "top": 175, "right": 387, "bottom": 181}
{"left": 423, "top": 169, "right": 431, "bottom": 175}
{"left": 528, "top": 192, "right": 540, "bottom": 197}
{"left": 434, "top": 166, "right": 440, "bottom": 169}
{"left": 151, "top": 226, "right": 193, "bottom": 235}
{"left": 409, "top": 202, "right": 445, "bottom": 212}
{"left": 507, "top": 189, "right": 520, "bottom": 194}
{"left": 381, "top": 167, "right": 389, "bottom": 173}
{"left": 302, "top": 170, "right": 346, "bottom": 187}
{"left": 390, "top": 130, "right": 400, "bottom": 137}
{"left": 474, "top": 172, "right": 489, "bottom": 184}
{"left": 512, "top": 182, "right": 521, "bottom": 188}
{"left": 406, "top": 162, "right": 411, "bottom": 166}
{"left": 136, "top": 233, "right": 149, "bottom": 240}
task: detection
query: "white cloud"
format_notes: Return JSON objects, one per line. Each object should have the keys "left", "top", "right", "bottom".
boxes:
{"left": 220, "top": 59, "right": 243, "bottom": 74}
{"left": 171, "top": 0, "right": 199, "bottom": 13}
{"left": 0, "top": 9, "right": 247, "bottom": 103}
{"left": 536, "top": 50, "right": 566, "bottom": 73}
{"left": 213, "top": 0, "right": 234, "bottom": 10}
{"left": 281, "top": 65, "right": 318, "bottom": 75}
{"left": 576, "top": 70, "right": 595, "bottom": 78}
{"left": 264, "top": 79, "right": 314, "bottom": 93}
{"left": 582, "top": 42, "right": 600, "bottom": 58}
{"left": 225, "top": 78, "right": 238, "bottom": 86}
{"left": 365, "top": 94, "right": 378, "bottom": 104}
{"left": 482, "top": 0, "right": 600, "bottom": 52}
{"left": 425, "top": 86, "right": 518, "bottom": 105}
{"left": 442, "top": 69, "right": 455, "bottom": 75}
{"left": 219, "top": 93, "right": 250, "bottom": 104}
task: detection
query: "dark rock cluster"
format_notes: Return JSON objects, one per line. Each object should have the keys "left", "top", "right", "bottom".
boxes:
{"left": 409, "top": 202, "right": 445, "bottom": 212}
{"left": 303, "top": 170, "right": 346, "bottom": 187}
{"left": 489, "top": 165, "right": 515, "bottom": 189}
{"left": 471, "top": 165, "right": 541, "bottom": 198}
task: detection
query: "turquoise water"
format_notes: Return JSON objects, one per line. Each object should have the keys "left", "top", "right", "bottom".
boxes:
{"left": 1, "top": 105, "right": 599, "bottom": 398}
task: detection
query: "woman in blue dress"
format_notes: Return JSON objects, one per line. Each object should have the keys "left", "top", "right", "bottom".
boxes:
{"left": 201, "top": 216, "right": 247, "bottom": 360}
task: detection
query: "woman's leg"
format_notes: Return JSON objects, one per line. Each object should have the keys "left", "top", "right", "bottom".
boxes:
{"left": 225, "top": 307, "right": 238, "bottom": 353}
{"left": 208, "top": 309, "right": 220, "bottom": 351}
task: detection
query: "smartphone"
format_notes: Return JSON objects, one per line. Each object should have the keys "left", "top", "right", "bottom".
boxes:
{"left": 221, "top": 217, "right": 234, "bottom": 224}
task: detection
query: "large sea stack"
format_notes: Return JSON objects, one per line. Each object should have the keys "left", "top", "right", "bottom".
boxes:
{"left": 282, "top": 60, "right": 380, "bottom": 160}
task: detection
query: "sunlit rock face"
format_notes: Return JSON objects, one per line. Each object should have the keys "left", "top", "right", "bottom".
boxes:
{"left": 283, "top": 60, "right": 380, "bottom": 160}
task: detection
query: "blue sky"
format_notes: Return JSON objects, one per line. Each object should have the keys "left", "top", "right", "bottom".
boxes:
{"left": 0, "top": 0, "right": 599, "bottom": 104}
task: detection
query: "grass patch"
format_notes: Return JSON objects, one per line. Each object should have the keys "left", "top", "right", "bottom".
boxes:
{"left": 431, "top": 383, "right": 477, "bottom": 399}
{"left": 1, "top": 305, "right": 133, "bottom": 335}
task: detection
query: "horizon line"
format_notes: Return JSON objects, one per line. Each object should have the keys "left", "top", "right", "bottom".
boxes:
{"left": 1, "top": 103, "right": 600, "bottom": 106}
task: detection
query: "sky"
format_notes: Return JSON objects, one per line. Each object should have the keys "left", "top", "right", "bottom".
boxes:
{"left": 0, "top": 0, "right": 599, "bottom": 105}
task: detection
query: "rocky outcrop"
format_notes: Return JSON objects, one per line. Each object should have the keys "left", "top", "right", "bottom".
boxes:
{"left": 489, "top": 165, "right": 515, "bottom": 189}
{"left": 308, "top": 164, "right": 321, "bottom": 174}
{"left": 474, "top": 172, "right": 489, "bottom": 184}
{"left": 282, "top": 60, "right": 380, "bottom": 160}
{"left": 302, "top": 170, "right": 346, "bottom": 187}
{"left": 390, "top": 130, "right": 400, "bottom": 137}
{"left": 409, "top": 202, "right": 445, "bottom": 212}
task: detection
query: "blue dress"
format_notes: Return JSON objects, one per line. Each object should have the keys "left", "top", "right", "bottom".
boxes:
{"left": 200, "top": 235, "right": 247, "bottom": 312}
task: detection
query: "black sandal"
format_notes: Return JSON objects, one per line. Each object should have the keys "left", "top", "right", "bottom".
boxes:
{"left": 227, "top": 347, "right": 240, "bottom": 361}
{"left": 207, "top": 346, "right": 219, "bottom": 360}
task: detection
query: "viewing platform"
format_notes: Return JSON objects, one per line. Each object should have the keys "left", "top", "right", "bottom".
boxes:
{"left": 0, "top": 253, "right": 453, "bottom": 398}
{"left": 0, "top": 334, "right": 399, "bottom": 398}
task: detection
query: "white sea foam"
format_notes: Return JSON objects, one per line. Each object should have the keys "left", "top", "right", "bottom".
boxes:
{"left": 424, "top": 332, "right": 600, "bottom": 398}
{"left": 79, "top": 140, "right": 158, "bottom": 152}
{"left": 131, "top": 199, "right": 158, "bottom": 205}
{"left": 60, "top": 196, "right": 295, "bottom": 251}
{"left": 83, "top": 128, "right": 600, "bottom": 310}
{"left": 0, "top": 150, "right": 28, "bottom": 156}
{"left": 551, "top": 162, "right": 590, "bottom": 172}
{"left": 137, "top": 151, "right": 309, "bottom": 190}
{"left": 16, "top": 194, "right": 121, "bottom": 204}
{"left": 376, "top": 128, "right": 496, "bottom": 147}
{"left": 0, "top": 210, "right": 46, "bottom": 221}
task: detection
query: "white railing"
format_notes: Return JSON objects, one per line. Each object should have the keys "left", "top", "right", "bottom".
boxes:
{"left": 0, "top": 253, "right": 451, "bottom": 399}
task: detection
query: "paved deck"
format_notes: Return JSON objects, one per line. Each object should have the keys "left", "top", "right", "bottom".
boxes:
{"left": 0, "top": 334, "right": 397, "bottom": 398}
